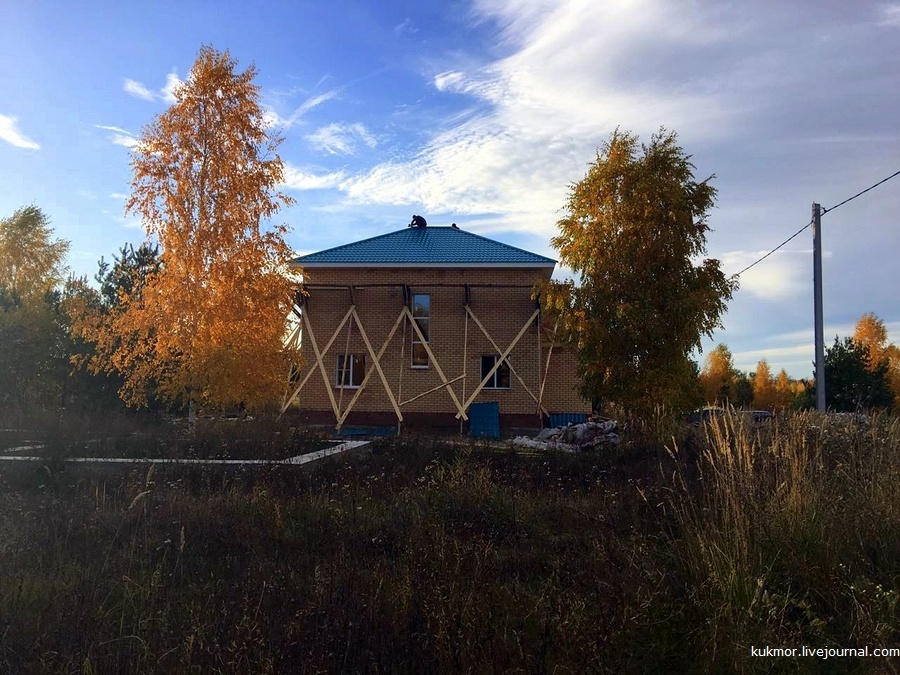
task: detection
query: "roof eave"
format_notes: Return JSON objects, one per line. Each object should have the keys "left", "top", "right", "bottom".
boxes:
{"left": 290, "top": 261, "right": 556, "bottom": 269}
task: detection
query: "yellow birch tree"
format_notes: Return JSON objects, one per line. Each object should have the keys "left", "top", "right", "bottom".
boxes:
{"left": 540, "top": 129, "right": 736, "bottom": 414}
{"left": 699, "top": 343, "right": 735, "bottom": 405}
{"left": 853, "top": 312, "right": 900, "bottom": 409}
{"left": 79, "top": 46, "right": 298, "bottom": 411}
{"left": 774, "top": 369, "right": 796, "bottom": 410}
{"left": 751, "top": 359, "right": 777, "bottom": 410}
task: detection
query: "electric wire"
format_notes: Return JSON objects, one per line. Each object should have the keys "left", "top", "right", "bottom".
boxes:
{"left": 731, "top": 167, "right": 900, "bottom": 279}
{"left": 731, "top": 220, "right": 812, "bottom": 279}
{"left": 821, "top": 168, "right": 900, "bottom": 215}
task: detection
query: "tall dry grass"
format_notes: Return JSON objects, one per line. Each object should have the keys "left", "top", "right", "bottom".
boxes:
{"left": 668, "top": 411, "right": 900, "bottom": 668}
{"left": 2, "top": 410, "right": 899, "bottom": 672}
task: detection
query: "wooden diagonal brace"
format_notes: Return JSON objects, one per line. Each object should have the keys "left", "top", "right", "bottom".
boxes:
{"left": 337, "top": 307, "right": 407, "bottom": 426}
{"left": 280, "top": 321, "right": 303, "bottom": 410}
{"left": 404, "top": 306, "right": 469, "bottom": 421}
{"left": 280, "top": 306, "right": 354, "bottom": 415}
{"left": 400, "top": 374, "right": 466, "bottom": 407}
{"left": 465, "top": 305, "right": 548, "bottom": 416}
{"left": 300, "top": 309, "right": 341, "bottom": 421}
{"left": 335, "top": 307, "right": 405, "bottom": 428}
{"left": 538, "top": 317, "right": 561, "bottom": 412}
{"left": 457, "top": 308, "right": 541, "bottom": 418}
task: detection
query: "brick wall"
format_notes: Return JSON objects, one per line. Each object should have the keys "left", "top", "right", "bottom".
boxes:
{"left": 290, "top": 266, "right": 589, "bottom": 423}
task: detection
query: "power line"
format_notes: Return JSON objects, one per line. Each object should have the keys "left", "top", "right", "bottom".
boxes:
{"left": 821, "top": 168, "right": 900, "bottom": 215}
{"left": 731, "top": 167, "right": 900, "bottom": 279}
{"left": 731, "top": 219, "right": 812, "bottom": 279}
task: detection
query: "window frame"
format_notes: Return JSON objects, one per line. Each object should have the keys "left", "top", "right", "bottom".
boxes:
{"left": 335, "top": 353, "right": 365, "bottom": 388}
{"left": 480, "top": 354, "right": 511, "bottom": 390}
{"left": 411, "top": 293, "right": 430, "bottom": 369}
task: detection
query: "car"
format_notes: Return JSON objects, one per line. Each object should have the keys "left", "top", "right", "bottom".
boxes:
{"left": 744, "top": 409, "right": 774, "bottom": 424}
{"left": 687, "top": 406, "right": 727, "bottom": 425}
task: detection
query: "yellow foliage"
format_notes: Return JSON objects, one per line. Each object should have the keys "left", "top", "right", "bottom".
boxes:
{"left": 751, "top": 359, "right": 777, "bottom": 410}
{"left": 773, "top": 369, "right": 796, "bottom": 410}
{"left": 853, "top": 312, "right": 890, "bottom": 366}
{"left": 76, "top": 46, "right": 299, "bottom": 411}
{"left": 853, "top": 312, "right": 900, "bottom": 410}
{"left": 699, "top": 344, "right": 735, "bottom": 405}
{"left": 541, "top": 129, "right": 735, "bottom": 413}
{"left": 0, "top": 206, "right": 70, "bottom": 301}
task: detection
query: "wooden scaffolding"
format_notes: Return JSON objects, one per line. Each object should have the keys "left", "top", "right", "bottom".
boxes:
{"left": 281, "top": 283, "right": 560, "bottom": 431}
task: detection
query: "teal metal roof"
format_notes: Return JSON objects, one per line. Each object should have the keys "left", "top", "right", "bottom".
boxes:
{"left": 293, "top": 226, "right": 556, "bottom": 268}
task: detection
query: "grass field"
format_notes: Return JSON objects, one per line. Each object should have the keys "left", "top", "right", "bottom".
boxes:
{"left": 1, "top": 411, "right": 898, "bottom": 673}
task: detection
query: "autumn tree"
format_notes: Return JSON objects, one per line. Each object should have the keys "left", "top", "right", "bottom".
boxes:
{"left": 67, "top": 243, "right": 163, "bottom": 409}
{"left": 773, "top": 369, "right": 797, "bottom": 410}
{"left": 0, "top": 205, "right": 70, "bottom": 300}
{"left": 700, "top": 343, "right": 736, "bottom": 405}
{"left": 0, "top": 206, "right": 71, "bottom": 407}
{"left": 852, "top": 312, "right": 900, "bottom": 407}
{"left": 78, "top": 46, "right": 298, "bottom": 411}
{"left": 853, "top": 312, "right": 891, "bottom": 365}
{"left": 751, "top": 359, "right": 777, "bottom": 410}
{"left": 541, "top": 129, "right": 736, "bottom": 414}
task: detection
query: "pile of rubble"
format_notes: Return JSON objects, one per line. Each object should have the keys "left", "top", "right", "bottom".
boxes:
{"left": 511, "top": 418, "right": 620, "bottom": 453}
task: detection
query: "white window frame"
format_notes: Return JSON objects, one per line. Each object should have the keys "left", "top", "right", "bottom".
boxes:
{"left": 411, "top": 293, "right": 430, "bottom": 369}
{"left": 481, "top": 354, "right": 511, "bottom": 390}
{"left": 335, "top": 353, "right": 365, "bottom": 388}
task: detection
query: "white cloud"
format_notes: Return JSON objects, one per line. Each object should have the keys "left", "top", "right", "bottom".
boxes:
{"left": 306, "top": 122, "right": 377, "bottom": 155}
{"left": 95, "top": 124, "right": 139, "bottom": 148}
{"left": 326, "top": 0, "right": 739, "bottom": 237}
{"left": 720, "top": 249, "right": 811, "bottom": 301}
{"left": 123, "top": 78, "right": 155, "bottom": 101}
{"left": 103, "top": 209, "right": 143, "bottom": 230}
{"left": 122, "top": 71, "right": 183, "bottom": 104}
{"left": 264, "top": 90, "right": 339, "bottom": 129}
{"left": 281, "top": 164, "right": 347, "bottom": 191}
{"left": 394, "top": 18, "right": 419, "bottom": 36}
{"left": 160, "top": 72, "right": 183, "bottom": 103}
{"left": 109, "top": 192, "right": 129, "bottom": 200}
{"left": 0, "top": 114, "right": 39, "bottom": 149}
{"left": 879, "top": 3, "right": 900, "bottom": 27}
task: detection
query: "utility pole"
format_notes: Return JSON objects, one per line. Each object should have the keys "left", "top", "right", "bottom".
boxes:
{"left": 812, "top": 203, "right": 825, "bottom": 412}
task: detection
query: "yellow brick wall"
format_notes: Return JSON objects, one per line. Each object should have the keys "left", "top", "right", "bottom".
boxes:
{"left": 291, "top": 266, "right": 589, "bottom": 421}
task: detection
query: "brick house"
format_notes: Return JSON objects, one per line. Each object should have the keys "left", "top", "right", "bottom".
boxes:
{"left": 283, "top": 219, "right": 589, "bottom": 431}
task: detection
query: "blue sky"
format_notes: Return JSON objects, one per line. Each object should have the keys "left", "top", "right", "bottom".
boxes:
{"left": 2, "top": 0, "right": 898, "bottom": 379}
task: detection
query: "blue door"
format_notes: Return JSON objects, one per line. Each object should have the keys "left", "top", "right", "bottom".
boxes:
{"left": 469, "top": 402, "right": 500, "bottom": 438}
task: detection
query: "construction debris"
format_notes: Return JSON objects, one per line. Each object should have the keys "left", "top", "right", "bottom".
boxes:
{"left": 511, "top": 418, "right": 620, "bottom": 453}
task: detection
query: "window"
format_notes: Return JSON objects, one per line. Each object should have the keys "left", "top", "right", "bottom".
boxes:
{"left": 411, "top": 293, "right": 430, "bottom": 368}
{"left": 481, "top": 355, "right": 511, "bottom": 389}
{"left": 336, "top": 354, "right": 365, "bottom": 388}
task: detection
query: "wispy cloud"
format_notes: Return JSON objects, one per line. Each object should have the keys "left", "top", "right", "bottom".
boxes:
{"left": 281, "top": 163, "right": 347, "bottom": 191}
{"left": 122, "top": 71, "right": 183, "bottom": 103}
{"left": 123, "top": 79, "right": 155, "bottom": 102}
{"left": 101, "top": 208, "right": 143, "bottom": 230}
{"left": 720, "top": 249, "right": 814, "bottom": 301}
{"left": 0, "top": 114, "right": 39, "bottom": 149}
{"left": 160, "top": 72, "right": 183, "bottom": 103}
{"left": 326, "top": 0, "right": 739, "bottom": 236}
{"left": 879, "top": 3, "right": 900, "bottom": 26}
{"left": 306, "top": 122, "right": 377, "bottom": 155}
{"left": 95, "top": 124, "right": 139, "bottom": 148}
{"left": 263, "top": 90, "right": 338, "bottom": 129}
{"left": 394, "top": 17, "right": 419, "bottom": 37}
